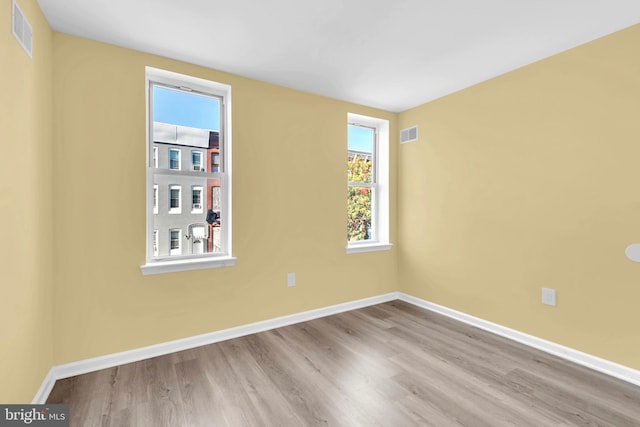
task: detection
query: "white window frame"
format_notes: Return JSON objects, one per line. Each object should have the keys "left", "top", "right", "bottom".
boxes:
{"left": 169, "top": 148, "right": 181, "bottom": 170}
{"left": 168, "top": 185, "right": 181, "bottom": 214}
{"left": 346, "top": 113, "right": 392, "bottom": 254}
{"left": 141, "top": 66, "right": 235, "bottom": 275}
{"left": 191, "top": 186, "right": 203, "bottom": 213}
{"left": 153, "top": 146, "right": 158, "bottom": 168}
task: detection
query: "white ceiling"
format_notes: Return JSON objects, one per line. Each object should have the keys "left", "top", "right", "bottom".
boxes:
{"left": 36, "top": 0, "right": 640, "bottom": 112}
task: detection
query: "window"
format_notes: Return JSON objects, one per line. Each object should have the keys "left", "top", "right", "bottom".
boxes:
{"left": 142, "top": 67, "right": 235, "bottom": 275}
{"left": 211, "top": 152, "right": 220, "bottom": 173}
{"left": 347, "top": 113, "right": 391, "bottom": 253}
{"left": 169, "top": 229, "right": 181, "bottom": 255}
{"left": 169, "top": 185, "right": 181, "bottom": 214}
{"left": 153, "top": 185, "right": 158, "bottom": 214}
{"left": 348, "top": 124, "right": 375, "bottom": 242}
{"left": 169, "top": 149, "right": 180, "bottom": 170}
{"left": 191, "top": 186, "right": 203, "bottom": 212}
{"left": 192, "top": 150, "right": 203, "bottom": 171}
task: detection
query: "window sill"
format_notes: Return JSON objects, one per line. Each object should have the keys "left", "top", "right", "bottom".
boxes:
{"left": 346, "top": 243, "right": 393, "bottom": 254}
{"left": 140, "top": 256, "right": 237, "bottom": 275}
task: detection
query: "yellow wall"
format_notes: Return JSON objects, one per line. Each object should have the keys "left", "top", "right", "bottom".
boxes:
{"left": 0, "top": 0, "right": 54, "bottom": 402}
{"left": 398, "top": 24, "right": 640, "bottom": 369}
{"left": 51, "top": 34, "right": 397, "bottom": 364}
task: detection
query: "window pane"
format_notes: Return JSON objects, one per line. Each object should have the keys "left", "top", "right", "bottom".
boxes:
{"left": 348, "top": 125, "right": 374, "bottom": 184}
{"left": 169, "top": 149, "right": 180, "bottom": 170}
{"left": 170, "top": 230, "right": 179, "bottom": 245}
{"left": 152, "top": 178, "right": 220, "bottom": 256}
{"left": 170, "top": 229, "right": 181, "bottom": 255}
{"left": 191, "top": 187, "right": 203, "bottom": 212}
{"left": 192, "top": 151, "right": 202, "bottom": 171}
{"left": 153, "top": 85, "right": 219, "bottom": 130}
{"left": 347, "top": 186, "right": 372, "bottom": 242}
{"left": 170, "top": 188, "right": 180, "bottom": 208}
{"left": 211, "top": 152, "right": 220, "bottom": 173}
{"left": 151, "top": 85, "right": 222, "bottom": 173}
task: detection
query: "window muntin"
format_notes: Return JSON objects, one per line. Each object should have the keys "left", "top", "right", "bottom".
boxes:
{"left": 144, "top": 67, "right": 233, "bottom": 271}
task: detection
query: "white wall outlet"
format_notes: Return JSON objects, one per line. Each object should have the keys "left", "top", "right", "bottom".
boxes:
{"left": 542, "top": 288, "right": 556, "bottom": 306}
{"left": 287, "top": 272, "right": 296, "bottom": 287}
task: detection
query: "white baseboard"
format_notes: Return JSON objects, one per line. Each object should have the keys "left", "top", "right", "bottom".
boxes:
{"left": 33, "top": 292, "right": 399, "bottom": 403}
{"left": 34, "top": 290, "right": 640, "bottom": 403}
{"left": 32, "top": 368, "right": 56, "bottom": 404}
{"left": 398, "top": 292, "right": 640, "bottom": 388}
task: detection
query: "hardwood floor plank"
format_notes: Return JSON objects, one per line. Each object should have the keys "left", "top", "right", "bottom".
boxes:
{"left": 390, "top": 349, "right": 561, "bottom": 427}
{"left": 217, "top": 337, "right": 304, "bottom": 425}
{"left": 47, "top": 301, "right": 640, "bottom": 426}
{"left": 503, "top": 368, "right": 640, "bottom": 427}
{"left": 270, "top": 324, "right": 415, "bottom": 426}
{"left": 244, "top": 332, "right": 345, "bottom": 426}
{"left": 261, "top": 329, "right": 390, "bottom": 426}
{"left": 146, "top": 352, "right": 189, "bottom": 427}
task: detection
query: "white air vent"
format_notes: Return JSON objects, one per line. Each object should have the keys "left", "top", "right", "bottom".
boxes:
{"left": 400, "top": 126, "right": 418, "bottom": 144}
{"left": 12, "top": 0, "right": 32, "bottom": 58}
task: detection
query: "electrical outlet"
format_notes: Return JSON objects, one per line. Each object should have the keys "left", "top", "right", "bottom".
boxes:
{"left": 542, "top": 288, "right": 556, "bottom": 306}
{"left": 287, "top": 273, "right": 296, "bottom": 287}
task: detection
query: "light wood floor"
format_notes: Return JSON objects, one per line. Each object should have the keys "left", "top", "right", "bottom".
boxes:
{"left": 47, "top": 301, "right": 640, "bottom": 426}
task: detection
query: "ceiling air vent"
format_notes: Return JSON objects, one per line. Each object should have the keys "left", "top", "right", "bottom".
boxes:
{"left": 12, "top": 0, "right": 33, "bottom": 58}
{"left": 400, "top": 126, "right": 418, "bottom": 144}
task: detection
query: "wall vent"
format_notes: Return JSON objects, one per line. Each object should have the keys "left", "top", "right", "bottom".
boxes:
{"left": 400, "top": 126, "right": 418, "bottom": 144}
{"left": 12, "top": 0, "right": 32, "bottom": 58}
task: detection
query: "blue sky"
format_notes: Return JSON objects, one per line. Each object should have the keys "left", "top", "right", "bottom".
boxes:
{"left": 153, "top": 86, "right": 220, "bottom": 131}
{"left": 348, "top": 125, "right": 374, "bottom": 153}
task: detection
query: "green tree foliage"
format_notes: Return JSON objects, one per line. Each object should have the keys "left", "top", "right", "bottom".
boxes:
{"left": 347, "top": 156, "right": 372, "bottom": 241}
